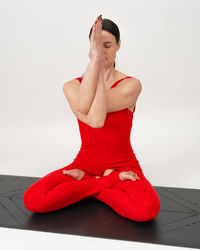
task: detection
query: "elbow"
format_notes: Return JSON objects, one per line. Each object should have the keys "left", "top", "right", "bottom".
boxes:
{"left": 90, "top": 119, "right": 105, "bottom": 128}
{"left": 95, "top": 121, "right": 105, "bottom": 128}
{"left": 138, "top": 80, "right": 142, "bottom": 93}
{"left": 77, "top": 107, "right": 88, "bottom": 115}
{"left": 77, "top": 104, "right": 90, "bottom": 115}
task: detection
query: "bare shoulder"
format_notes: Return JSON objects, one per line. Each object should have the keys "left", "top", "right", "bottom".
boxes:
{"left": 62, "top": 78, "right": 81, "bottom": 108}
{"left": 127, "top": 77, "right": 142, "bottom": 91}
{"left": 117, "top": 73, "right": 142, "bottom": 94}
{"left": 116, "top": 71, "right": 141, "bottom": 86}
{"left": 62, "top": 78, "right": 81, "bottom": 113}
{"left": 63, "top": 78, "right": 80, "bottom": 91}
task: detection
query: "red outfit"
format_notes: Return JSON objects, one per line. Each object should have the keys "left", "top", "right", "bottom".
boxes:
{"left": 23, "top": 76, "right": 161, "bottom": 222}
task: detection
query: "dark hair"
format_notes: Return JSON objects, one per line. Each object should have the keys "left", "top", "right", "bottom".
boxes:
{"left": 81, "top": 18, "right": 120, "bottom": 78}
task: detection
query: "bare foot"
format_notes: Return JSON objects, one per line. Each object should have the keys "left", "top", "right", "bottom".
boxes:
{"left": 119, "top": 171, "right": 140, "bottom": 181}
{"left": 63, "top": 169, "right": 85, "bottom": 180}
{"left": 95, "top": 169, "right": 114, "bottom": 179}
{"left": 103, "top": 169, "right": 114, "bottom": 176}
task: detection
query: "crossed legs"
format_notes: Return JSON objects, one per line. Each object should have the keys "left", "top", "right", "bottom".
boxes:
{"left": 23, "top": 165, "right": 160, "bottom": 222}
{"left": 93, "top": 168, "right": 161, "bottom": 222}
{"left": 23, "top": 164, "right": 119, "bottom": 213}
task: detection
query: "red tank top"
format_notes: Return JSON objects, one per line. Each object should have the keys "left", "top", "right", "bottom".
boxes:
{"left": 73, "top": 76, "right": 140, "bottom": 169}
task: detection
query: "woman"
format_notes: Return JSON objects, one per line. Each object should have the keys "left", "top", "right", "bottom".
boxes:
{"left": 23, "top": 15, "right": 160, "bottom": 222}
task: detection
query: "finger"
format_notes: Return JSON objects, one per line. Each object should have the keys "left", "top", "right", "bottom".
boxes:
{"left": 95, "top": 21, "right": 98, "bottom": 36}
{"left": 94, "top": 22, "right": 98, "bottom": 37}
{"left": 92, "top": 24, "right": 96, "bottom": 39}
{"left": 92, "top": 22, "right": 96, "bottom": 30}
{"left": 98, "top": 20, "right": 102, "bottom": 36}
{"left": 95, "top": 16, "right": 99, "bottom": 23}
{"left": 96, "top": 18, "right": 100, "bottom": 35}
{"left": 100, "top": 19, "right": 102, "bottom": 30}
{"left": 99, "top": 18, "right": 102, "bottom": 30}
{"left": 95, "top": 16, "right": 100, "bottom": 25}
{"left": 97, "top": 16, "right": 102, "bottom": 31}
{"left": 96, "top": 15, "right": 101, "bottom": 22}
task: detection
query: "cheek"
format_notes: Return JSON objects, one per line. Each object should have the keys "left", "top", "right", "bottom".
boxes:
{"left": 110, "top": 52, "right": 116, "bottom": 60}
{"left": 107, "top": 50, "right": 115, "bottom": 58}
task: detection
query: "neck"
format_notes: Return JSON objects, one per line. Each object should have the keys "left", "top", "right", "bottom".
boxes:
{"left": 103, "top": 64, "right": 116, "bottom": 82}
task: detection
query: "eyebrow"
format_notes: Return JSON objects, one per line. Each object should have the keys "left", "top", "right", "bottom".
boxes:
{"left": 104, "top": 41, "right": 112, "bottom": 44}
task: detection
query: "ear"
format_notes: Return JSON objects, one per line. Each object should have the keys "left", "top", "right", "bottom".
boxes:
{"left": 116, "top": 40, "right": 121, "bottom": 51}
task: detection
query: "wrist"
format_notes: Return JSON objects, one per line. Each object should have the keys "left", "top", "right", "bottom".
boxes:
{"left": 91, "top": 55, "right": 103, "bottom": 64}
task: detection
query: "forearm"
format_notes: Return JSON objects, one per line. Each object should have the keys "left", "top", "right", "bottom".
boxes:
{"left": 77, "top": 57, "right": 102, "bottom": 114}
{"left": 87, "top": 65, "right": 107, "bottom": 127}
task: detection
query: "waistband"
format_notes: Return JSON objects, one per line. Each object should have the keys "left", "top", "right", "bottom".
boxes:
{"left": 74, "top": 145, "right": 136, "bottom": 163}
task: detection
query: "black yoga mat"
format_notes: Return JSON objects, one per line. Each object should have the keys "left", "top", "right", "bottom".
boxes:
{"left": 0, "top": 174, "right": 200, "bottom": 249}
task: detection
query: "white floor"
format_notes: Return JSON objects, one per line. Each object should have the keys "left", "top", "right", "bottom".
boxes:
{"left": 0, "top": 227, "right": 196, "bottom": 250}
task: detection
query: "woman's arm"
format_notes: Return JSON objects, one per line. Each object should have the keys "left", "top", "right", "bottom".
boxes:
{"left": 63, "top": 65, "right": 105, "bottom": 128}
{"left": 77, "top": 57, "right": 102, "bottom": 114}
{"left": 85, "top": 64, "right": 107, "bottom": 128}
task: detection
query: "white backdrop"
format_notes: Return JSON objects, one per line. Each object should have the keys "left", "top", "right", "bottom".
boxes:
{"left": 0, "top": 0, "right": 199, "bottom": 189}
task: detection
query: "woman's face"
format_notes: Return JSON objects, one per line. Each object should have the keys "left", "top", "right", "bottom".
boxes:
{"left": 101, "top": 30, "right": 121, "bottom": 66}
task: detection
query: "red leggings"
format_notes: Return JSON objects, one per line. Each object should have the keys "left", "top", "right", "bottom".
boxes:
{"left": 23, "top": 162, "right": 160, "bottom": 222}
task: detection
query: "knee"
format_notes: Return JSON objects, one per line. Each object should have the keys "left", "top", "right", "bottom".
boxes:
{"left": 23, "top": 187, "right": 47, "bottom": 213}
{"left": 23, "top": 188, "right": 35, "bottom": 212}
{"left": 121, "top": 196, "right": 161, "bottom": 222}
{"left": 136, "top": 196, "right": 161, "bottom": 222}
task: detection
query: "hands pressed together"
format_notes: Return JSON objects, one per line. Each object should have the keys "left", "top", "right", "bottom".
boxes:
{"left": 89, "top": 14, "right": 106, "bottom": 65}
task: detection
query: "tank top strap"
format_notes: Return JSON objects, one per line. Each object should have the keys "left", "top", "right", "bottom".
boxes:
{"left": 111, "top": 76, "right": 133, "bottom": 89}
{"left": 75, "top": 76, "right": 133, "bottom": 88}
{"left": 75, "top": 77, "right": 82, "bottom": 83}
